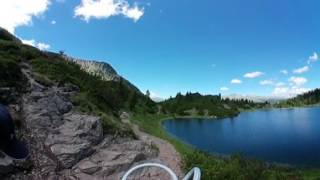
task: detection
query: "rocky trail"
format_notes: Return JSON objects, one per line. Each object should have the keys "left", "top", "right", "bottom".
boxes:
{"left": 121, "top": 114, "right": 183, "bottom": 179}
{"left": 0, "top": 62, "right": 183, "bottom": 180}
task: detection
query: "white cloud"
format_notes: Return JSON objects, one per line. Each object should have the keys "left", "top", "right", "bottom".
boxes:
{"left": 21, "top": 39, "right": 36, "bottom": 46}
{"left": 122, "top": 5, "right": 144, "bottom": 22}
{"left": 273, "top": 76, "right": 309, "bottom": 98}
{"left": 0, "top": 0, "right": 51, "bottom": 33}
{"left": 231, "top": 79, "right": 242, "bottom": 84}
{"left": 260, "top": 80, "right": 274, "bottom": 86}
{"left": 22, "top": 39, "right": 50, "bottom": 51}
{"left": 272, "top": 86, "right": 310, "bottom": 98}
{"left": 74, "top": 0, "right": 144, "bottom": 22}
{"left": 290, "top": 87, "right": 310, "bottom": 95}
{"left": 293, "top": 66, "right": 309, "bottom": 74}
{"left": 51, "top": 20, "right": 56, "bottom": 25}
{"left": 308, "top": 52, "right": 318, "bottom": 64}
{"left": 37, "top": 42, "right": 51, "bottom": 50}
{"left": 288, "top": 76, "right": 307, "bottom": 86}
{"left": 243, "top": 71, "right": 264, "bottom": 78}
{"left": 272, "top": 87, "right": 289, "bottom": 96}
{"left": 220, "top": 87, "right": 229, "bottom": 91}
{"left": 280, "top": 70, "right": 288, "bottom": 75}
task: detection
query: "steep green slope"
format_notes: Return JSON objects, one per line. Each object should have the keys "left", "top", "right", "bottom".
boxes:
{"left": 0, "top": 28, "right": 21, "bottom": 43}
{"left": 275, "top": 89, "right": 320, "bottom": 108}
{"left": 0, "top": 28, "right": 41, "bottom": 104}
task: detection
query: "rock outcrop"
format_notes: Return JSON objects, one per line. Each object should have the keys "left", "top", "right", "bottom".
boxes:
{"left": 63, "top": 56, "right": 142, "bottom": 94}
{"left": 69, "top": 139, "right": 157, "bottom": 179}
{"left": 45, "top": 113, "right": 103, "bottom": 169}
{"left": 63, "top": 56, "right": 120, "bottom": 82}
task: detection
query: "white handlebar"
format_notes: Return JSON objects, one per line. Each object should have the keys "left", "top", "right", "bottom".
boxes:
{"left": 121, "top": 163, "right": 201, "bottom": 180}
{"left": 182, "top": 167, "right": 201, "bottom": 180}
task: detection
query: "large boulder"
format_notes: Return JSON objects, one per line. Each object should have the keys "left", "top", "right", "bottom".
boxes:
{"left": 0, "top": 154, "right": 14, "bottom": 175}
{"left": 69, "top": 140, "right": 158, "bottom": 180}
{"left": 45, "top": 113, "right": 103, "bottom": 168}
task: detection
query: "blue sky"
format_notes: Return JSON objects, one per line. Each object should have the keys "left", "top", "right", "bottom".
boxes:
{"left": 1, "top": 0, "right": 320, "bottom": 99}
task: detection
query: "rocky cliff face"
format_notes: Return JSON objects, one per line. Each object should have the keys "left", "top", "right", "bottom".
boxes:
{"left": 63, "top": 55, "right": 142, "bottom": 93}
{"left": 65, "top": 56, "right": 120, "bottom": 82}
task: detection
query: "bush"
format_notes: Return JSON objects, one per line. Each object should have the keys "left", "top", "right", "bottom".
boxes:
{"left": 100, "top": 113, "right": 136, "bottom": 138}
{"left": 183, "top": 151, "right": 301, "bottom": 180}
{"left": 0, "top": 58, "right": 22, "bottom": 87}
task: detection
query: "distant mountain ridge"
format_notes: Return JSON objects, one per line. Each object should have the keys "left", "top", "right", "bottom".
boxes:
{"left": 63, "top": 55, "right": 142, "bottom": 94}
{"left": 64, "top": 56, "right": 120, "bottom": 81}
{"left": 224, "top": 94, "right": 286, "bottom": 103}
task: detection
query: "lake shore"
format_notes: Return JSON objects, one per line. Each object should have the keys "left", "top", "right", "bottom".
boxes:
{"left": 133, "top": 112, "right": 320, "bottom": 179}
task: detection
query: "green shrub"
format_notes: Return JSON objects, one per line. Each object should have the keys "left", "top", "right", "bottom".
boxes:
{"left": 32, "top": 73, "right": 54, "bottom": 87}
{"left": 100, "top": 113, "right": 136, "bottom": 138}
{"left": 183, "top": 151, "right": 301, "bottom": 180}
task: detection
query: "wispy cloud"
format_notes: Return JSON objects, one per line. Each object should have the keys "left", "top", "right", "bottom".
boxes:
{"left": 260, "top": 80, "right": 274, "bottom": 86}
{"left": 289, "top": 76, "right": 307, "bottom": 86}
{"left": 231, "top": 79, "right": 242, "bottom": 84}
{"left": 0, "top": 0, "right": 51, "bottom": 33}
{"left": 272, "top": 86, "right": 310, "bottom": 98}
{"left": 220, "top": 87, "right": 229, "bottom": 91}
{"left": 280, "top": 70, "right": 288, "bottom": 75}
{"left": 308, "top": 52, "right": 318, "bottom": 64}
{"left": 293, "top": 66, "right": 309, "bottom": 74}
{"left": 74, "top": 0, "right": 144, "bottom": 22}
{"left": 243, "top": 71, "right": 264, "bottom": 78}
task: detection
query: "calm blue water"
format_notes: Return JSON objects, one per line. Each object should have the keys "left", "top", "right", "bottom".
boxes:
{"left": 163, "top": 107, "right": 320, "bottom": 167}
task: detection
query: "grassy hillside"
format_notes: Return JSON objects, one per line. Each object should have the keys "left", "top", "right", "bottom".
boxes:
{"left": 0, "top": 28, "right": 21, "bottom": 43}
{"left": 0, "top": 30, "right": 41, "bottom": 104}
{"left": 0, "top": 28, "right": 156, "bottom": 137}
{"left": 160, "top": 92, "right": 270, "bottom": 118}
{"left": 275, "top": 89, "right": 320, "bottom": 108}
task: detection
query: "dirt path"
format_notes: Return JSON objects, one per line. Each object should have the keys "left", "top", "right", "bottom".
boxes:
{"left": 121, "top": 114, "right": 184, "bottom": 179}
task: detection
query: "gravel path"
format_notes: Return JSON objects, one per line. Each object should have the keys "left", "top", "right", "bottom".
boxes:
{"left": 121, "top": 114, "right": 184, "bottom": 179}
